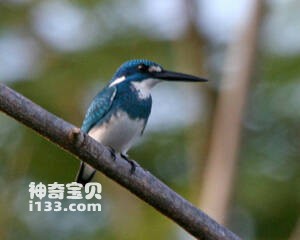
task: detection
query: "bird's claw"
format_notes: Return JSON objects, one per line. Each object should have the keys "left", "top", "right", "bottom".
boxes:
{"left": 107, "top": 149, "right": 138, "bottom": 174}
{"left": 121, "top": 153, "right": 139, "bottom": 174}
{"left": 107, "top": 147, "right": 117, "bottom": 161}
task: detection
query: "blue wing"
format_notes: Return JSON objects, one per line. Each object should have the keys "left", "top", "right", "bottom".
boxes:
{"left": 81, "top": 86, "right": 117, "bottom": 133}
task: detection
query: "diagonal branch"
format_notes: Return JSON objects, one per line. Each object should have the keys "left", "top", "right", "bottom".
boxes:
{"left": 0, "top": 83, "right": 240, "bottom": 240}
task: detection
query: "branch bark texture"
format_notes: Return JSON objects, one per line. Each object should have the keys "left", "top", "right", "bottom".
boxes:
{"left": 0, "top": 83, "right": 240, "bottom": 240}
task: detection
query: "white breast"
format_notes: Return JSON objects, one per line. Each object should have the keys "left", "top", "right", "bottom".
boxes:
{"left": 88, "top": 111, "right": 145, "bottom": 154}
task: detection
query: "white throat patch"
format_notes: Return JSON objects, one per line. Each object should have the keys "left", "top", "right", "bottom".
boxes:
{"left": 109, "top": 76, "right": 126, "bottom": 87}
{"left": 131, "top": 78, "right": 159, "bottom": 99}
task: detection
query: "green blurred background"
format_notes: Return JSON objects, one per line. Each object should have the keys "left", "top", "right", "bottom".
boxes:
{"left": 0, "top": 0, "right": 299, "bottom": 239}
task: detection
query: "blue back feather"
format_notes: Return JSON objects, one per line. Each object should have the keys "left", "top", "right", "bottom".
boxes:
{"left": 81, "top": 86, "right": 116, "bottom": 133}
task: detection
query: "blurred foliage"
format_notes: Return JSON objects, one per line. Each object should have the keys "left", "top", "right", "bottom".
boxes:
{"left": 0, "top": 1, "right": 299, "bottom": 240}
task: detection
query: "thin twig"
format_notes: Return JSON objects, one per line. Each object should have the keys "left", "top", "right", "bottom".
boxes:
{"left": 0, "top": 83, "right": 241, "bottom": 240}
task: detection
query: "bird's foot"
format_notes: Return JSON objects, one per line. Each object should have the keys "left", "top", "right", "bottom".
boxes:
{"left": 107, "top": 146, "right": 117, "bottom": 161}
{"left": 121, "top": 153, "right": 139, "bottom": 174}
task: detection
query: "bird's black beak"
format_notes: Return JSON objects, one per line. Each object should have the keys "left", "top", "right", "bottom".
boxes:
{"left": 152, "top": 70, "right": 208, "bottom": 82}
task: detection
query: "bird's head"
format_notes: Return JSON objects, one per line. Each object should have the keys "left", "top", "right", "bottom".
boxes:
{"left": 108, "top": 59, "right": 207, "bottom": 92}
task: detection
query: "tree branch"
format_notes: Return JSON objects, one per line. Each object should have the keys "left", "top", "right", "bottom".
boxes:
{"left": 0, "top": 83, "right": 240, "bottom": 240}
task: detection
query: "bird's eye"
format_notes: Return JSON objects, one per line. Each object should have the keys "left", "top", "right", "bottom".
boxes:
{"left": 137, "top": 64, "right": 148, "bottom": 72}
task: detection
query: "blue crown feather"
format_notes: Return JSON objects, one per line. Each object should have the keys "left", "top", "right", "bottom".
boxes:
{"left": 110, "top": 59, "right": 162, "bottom": 82}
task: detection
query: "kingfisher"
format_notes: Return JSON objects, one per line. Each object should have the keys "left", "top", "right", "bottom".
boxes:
{"left": 76, "top": 59, "right": 207, "bottom": 185}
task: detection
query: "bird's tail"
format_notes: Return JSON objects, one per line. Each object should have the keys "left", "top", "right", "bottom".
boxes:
{"left": 75, "top": 162, "right": 96, "bottom": 186}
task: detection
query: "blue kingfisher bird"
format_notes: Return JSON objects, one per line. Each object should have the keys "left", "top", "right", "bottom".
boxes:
{"left": 76, "top": 59, "right": 207, "bottom": 185}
